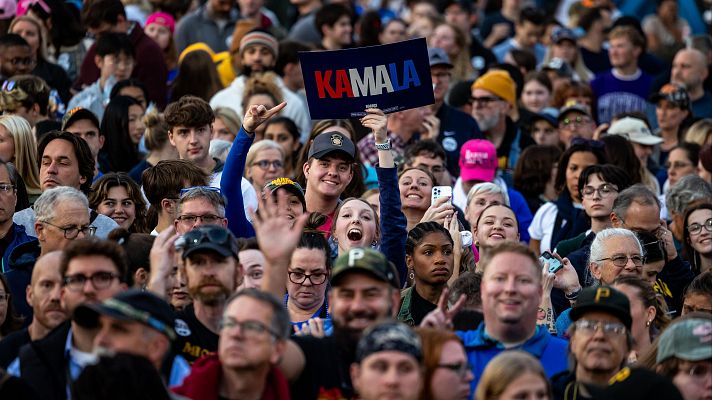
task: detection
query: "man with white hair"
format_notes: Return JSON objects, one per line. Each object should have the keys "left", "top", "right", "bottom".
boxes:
{"left": 5, "top": 187, "right": 97, "bottom": 320}
{"left": 587, "top": 227, "right": 645, "bottom": 286}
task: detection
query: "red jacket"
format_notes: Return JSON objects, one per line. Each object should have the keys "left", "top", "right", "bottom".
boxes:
{"left": 172, "top": 353, "right": 290, "bottom": 400}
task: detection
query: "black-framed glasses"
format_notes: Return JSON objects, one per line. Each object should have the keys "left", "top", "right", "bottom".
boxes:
{"left": 288, "top": 271, "right": 327, "bottom": 285}
{"left": 64, "top": 271, "right": 120, "bottom": 291}
{"left": 0, "top": 184, "right": 15, "bottom": 193}
{"left": 581, "top": 184, "right": 618, "bottom": 199}
{"left": 176, "top": 214, "right": 225, "bottom": 225}
{"left": 437, "top": 362, "right": 472, "bottom": 379}
{"left": 469, "top": 96, "right": 501, "bottom": 107}
{"left": 687, "top": 218, "right": 712, "bottom": 235}
{"left": 220, "top": 317, "right": 280, "bottom": 338}
{"left": 597, "top": 254, "right": 645, "bottom": 267}
{"left": 179, "top": 186, "right": 222, "bottom": 198}
{"left": 574, "top": 319, "right": 626, "bottom": 335}
{"left": 41, "top": 220, "right": 97, "bottom": 239}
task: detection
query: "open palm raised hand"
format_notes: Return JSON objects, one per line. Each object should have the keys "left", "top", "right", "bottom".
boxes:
{"left": 250, "top": 188, "right": 309, "bottom": 265}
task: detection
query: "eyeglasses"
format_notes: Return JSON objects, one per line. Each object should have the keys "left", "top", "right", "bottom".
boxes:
{"left": 597, "top": 254, "right": 645, "bottom": 267}
{"left": 574, "top": 319, "right": 626, "bottom": 335}
{"left": 559, "top": 116, "right": 591, "bottom": 128}
{"left": 64, "top": 271, "right": 120, "bottom": 291}
{"left": 581, "top": 184, "right": 618, "bottom": 199}
{"left": 432, "top": 71, "right": 452, "bottom": 80}
{"left": 469, "top": 96, "right": 501, "bottom": 107}
{"left": 9, "top": 57, "right": 35, "bottom": 66}
{"left": 687, "top": 218, "right": 712, "bottom": 235}
{"left": 220, "top": 317, "right": 280, "bottom": 338}
{"left": 41, "top": 220, "right": 97, "bottom": 239}
{"left": 0, "top": 184, "right": 15, "bottom": 193}
{"left": 0, "top": 293, "right": 9, "bottom": 303}
{"left": 176, "top": 214, "right": 225, "bottom": 225}
{"left": 252, "top": 160, "right": 284, "bottom": 170}
{"left": 288, "top": 271, "right": 327, "bottom": 285}
{"left": 437, "top": 362, "right": 472, "bottom": 379}
{"left": 179, "top": 186, "right": 222, "bottom": 198}
{"left": 105, "top": 57, "right": 134, "bottom": 68}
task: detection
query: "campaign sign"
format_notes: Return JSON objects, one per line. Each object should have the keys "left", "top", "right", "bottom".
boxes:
{"left": 299, "top": 38, "right": 435, "bottom": 119}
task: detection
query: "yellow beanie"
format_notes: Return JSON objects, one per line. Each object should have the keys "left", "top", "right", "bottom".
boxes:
{"left": 178, "top": 42, "right": 216, "bottom": 64}
{"left": 471, "top": 70, "right": 516, "bottom": 107}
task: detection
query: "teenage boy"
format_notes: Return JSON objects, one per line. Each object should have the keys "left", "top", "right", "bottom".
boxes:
{"left": 62, "top": 107, "right": 105, "bottom": 179}
{"left": 315, "top": 4, "right": 353, "bottom": 50}
{"left": 67, "top": 32, "right": 134, "bottom": 121}
{"left": 0, "top": 34, "right": 34, "bottom": 82}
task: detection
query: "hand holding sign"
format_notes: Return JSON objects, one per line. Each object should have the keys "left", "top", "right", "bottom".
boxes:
{"left": 243, "top": 101, "right": 287, "bottom": 134}
{"left": 360, "top": 108, "right": 388, "bottom": 142}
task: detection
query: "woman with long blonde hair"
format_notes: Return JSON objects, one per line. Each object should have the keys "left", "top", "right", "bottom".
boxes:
{"left": 0, "top": 115, "right": 41, "bottom": 202}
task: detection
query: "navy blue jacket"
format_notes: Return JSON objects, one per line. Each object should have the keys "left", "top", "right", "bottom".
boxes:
{"left": 436, "top": 104, "right": 482, "bottom": 177}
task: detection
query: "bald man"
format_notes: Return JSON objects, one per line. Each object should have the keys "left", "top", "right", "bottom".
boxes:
{"left": 671, "top": 48, "right": 712, "bottom": 118}
{"left": 0, "top": 251, "right": 67, "bottom": 368}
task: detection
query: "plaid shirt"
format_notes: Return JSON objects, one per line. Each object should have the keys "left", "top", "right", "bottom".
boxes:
{"left": 357, "top": 131, "right": 412, "bottom": 166}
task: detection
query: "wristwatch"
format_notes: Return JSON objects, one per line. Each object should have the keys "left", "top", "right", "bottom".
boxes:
{"left": 565, "top": 287, "right": 582, "bottom": 300}
{"left": 375, "top": 139, "right": 391, "bottom": 151}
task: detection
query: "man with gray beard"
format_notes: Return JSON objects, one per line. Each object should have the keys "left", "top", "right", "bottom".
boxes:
{"left": 470, "top": 70, "right": 534, "bottom": 181}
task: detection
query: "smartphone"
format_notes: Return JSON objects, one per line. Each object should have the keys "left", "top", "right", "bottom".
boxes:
{"left": 431, "top": 186, "right": 453, "bottom": 205}
{"left": 540, "top": 251, "right": 563, "bottom": 274}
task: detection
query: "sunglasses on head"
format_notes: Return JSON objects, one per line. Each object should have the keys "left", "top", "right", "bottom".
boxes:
{"left": 182, "top": 226, "right": 232, "bottom": 248}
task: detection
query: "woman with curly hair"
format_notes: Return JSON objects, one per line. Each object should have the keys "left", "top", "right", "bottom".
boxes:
{"left": 89, "top": 172, "right": 149, "bottom": 233}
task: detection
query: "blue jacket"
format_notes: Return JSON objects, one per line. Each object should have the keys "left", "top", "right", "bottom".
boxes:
{"left": 4, "top": 236, "right": 41, "bottom": 323}
{"left": 1, "top": 223, "right": 36, "bottom": 274}
{"left": 376, "top": 166, "right": 408, "bottom": 286}
{"left": 457, "top": 323, "right": 569, "bottom": 391}
{"left": 221, "top": 127, "right": 256, "bottom": 239}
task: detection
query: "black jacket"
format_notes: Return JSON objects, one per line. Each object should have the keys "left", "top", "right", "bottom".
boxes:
{"left": 18, "top": 322, "right": 71, "bottom": 400}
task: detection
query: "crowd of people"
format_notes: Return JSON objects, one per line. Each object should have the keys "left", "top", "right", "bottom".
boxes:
{"left": 0, "top": 0, "right": 710, "bottom": 398}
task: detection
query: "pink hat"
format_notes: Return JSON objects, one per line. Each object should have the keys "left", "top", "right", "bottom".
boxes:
{"left": 145, "top": 12, "right": 175, "bottom": 34}
{"left": 459, "top": 139, "right": 497, "bottom": 182}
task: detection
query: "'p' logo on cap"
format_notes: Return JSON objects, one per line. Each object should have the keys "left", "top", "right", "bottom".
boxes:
{"left": 594, "top": 287, "right": 610, "bottom": 303}
{"left": 348, "top": 248, "right": 365, "bottom": 266}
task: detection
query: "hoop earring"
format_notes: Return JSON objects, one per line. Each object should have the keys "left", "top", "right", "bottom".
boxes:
{"left": 408, "top": 269, "right": 415, "bottom": 281}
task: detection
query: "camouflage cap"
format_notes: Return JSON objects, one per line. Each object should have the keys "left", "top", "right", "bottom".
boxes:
{"left": 331, "top": 248, "right": 400, "bottom": 289}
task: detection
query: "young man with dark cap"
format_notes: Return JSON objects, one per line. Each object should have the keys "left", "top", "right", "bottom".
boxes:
{"left": 173, "top": 224, "right": 242, "bottom": 364}
{"left": 172, "top": 289, "right": 291, "bottom": 399}
{"left": 350, "top": 321, "right": 424, "bottom": 400}
{"left": 557, "top": 101, "right": 596, "bottom": 148}
{"left": 426, "top": 47, "right": 482, "bottom": 177}
{"left": 551, "top": 285, "right": 633, "bottom": 400}
{"left": 304, "top": 129, "right": 356, "bottom": 232}
{"left": 73, "top": 289, "right": 190, "bottom": 386}
{"left": 210, "top": 29, "right": 311, "bottom": 136}
{"left": 62, "top": 107, "right": 105, "bottom": 179}
{"left": 649, "top": 83, "right": 692, "bottom": 168}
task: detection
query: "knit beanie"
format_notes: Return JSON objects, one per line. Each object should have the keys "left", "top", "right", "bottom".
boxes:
{"left": 239, "top": 30, "right": 279, "bottom": 57}
{"left": 471, "top": 70, "right": 516, "bottom": 108}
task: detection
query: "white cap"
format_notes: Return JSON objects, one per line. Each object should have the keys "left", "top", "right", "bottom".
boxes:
{"left": 607, "top": 117, "right": 663, "bottom": 146}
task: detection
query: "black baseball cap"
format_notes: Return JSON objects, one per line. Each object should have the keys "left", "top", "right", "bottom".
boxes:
{"left": 356, "top": 320, "right": 422, "bottom": 363}
{"left": 307, "top": 131, "right": 355, "bottom": 161}
{"left": 331, "top": 248, "right": 400, "bottom": 289}
{"left": 62, "top": 107, "right": 101, "bottom": 131}
{"left": 570, "top": 286, "right": 632, "bottom": 329}
{"left": 74, "top": 289, "right": 177, "bottom": 341}
{"left": 181, "top": 225, "right": 239, "bottom": 260}
{"left": 263, "top": 177, "right": 306, "bottom": 211}
{"left": 590, "top": 367, "right": 683, "bottom": 400}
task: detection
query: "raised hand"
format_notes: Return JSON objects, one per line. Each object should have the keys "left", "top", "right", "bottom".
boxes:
{"left": 294, "top": 318, "right": 326, "bottom": 338}
{"left": 361, "top": 108, "right": 388, "bottom": 143}
{"left": 243, "top": 102, "right": 287, "bottom": 134}
{"left": 250, "top": 189, "right": 309, "bottom": 265}
{"left": 148, "top": 226, "right": 180, "bottom": 299}
{"left": 420, "top": 114, "right": 440, "bottom": 140}
{"left": 420, "top": 288, "right": 466, "bottom": 330}
{"left": 421, "top": 196, "right": 455, "bottom": 225}
{"left": 549, "top": 253, "right": 582, "bottom": 295}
